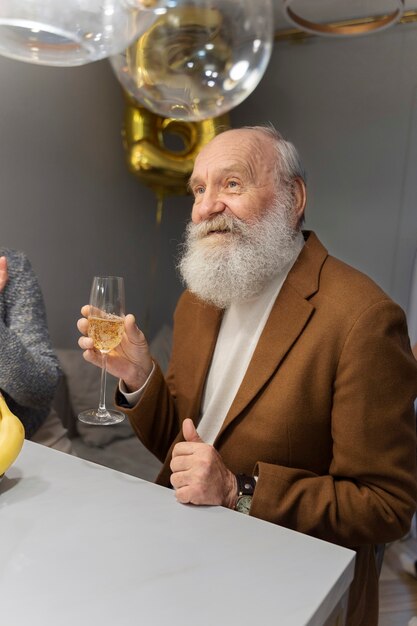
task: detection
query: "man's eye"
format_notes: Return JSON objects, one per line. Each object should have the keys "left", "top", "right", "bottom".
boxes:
{"left": 227, "top": 180, "right": 239, "bottom": 189}
{"left": 194, "top": 186, "right": 205, "bottom": 195}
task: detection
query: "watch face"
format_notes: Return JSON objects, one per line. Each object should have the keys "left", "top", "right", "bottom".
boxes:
{"left": 236, "top": 495, "right": 252, "bottom": 514}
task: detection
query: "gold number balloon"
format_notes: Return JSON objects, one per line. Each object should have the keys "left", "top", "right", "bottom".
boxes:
{"left": 110, "top": 0, "right": 273, "bottom": 122}
{"left": 122, "top": 96, "right": 229, "bottom": 334}
{"left": 122, "top": 95, "right": 229, "bottom": 197}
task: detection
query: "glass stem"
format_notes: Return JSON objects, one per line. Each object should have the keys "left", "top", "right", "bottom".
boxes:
{"left": 98, "top": 352, "right": 108, "bottom": 416}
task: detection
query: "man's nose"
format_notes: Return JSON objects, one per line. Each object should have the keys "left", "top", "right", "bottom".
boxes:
{"left": 192, "top": 190, "right": 226, "bottom": 223}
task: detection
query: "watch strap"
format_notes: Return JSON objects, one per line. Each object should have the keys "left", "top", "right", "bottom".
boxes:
{"left": 235, "top": 495, "right": 252, "bottom": 515}
{"left": 236, "top": 473, "right": 256, "bottom": 497}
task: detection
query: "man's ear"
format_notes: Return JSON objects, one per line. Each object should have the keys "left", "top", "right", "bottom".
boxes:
{"left": 291, "top": 177, "right": 307, "bottom": 227}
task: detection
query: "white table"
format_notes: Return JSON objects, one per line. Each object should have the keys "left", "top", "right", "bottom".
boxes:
{"left": 0, "top": 441, "right": 355, "bottom": 626}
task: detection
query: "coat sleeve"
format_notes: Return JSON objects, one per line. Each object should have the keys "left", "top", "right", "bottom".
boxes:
{"left": 118, "top": 359, "right": 181, "bottom": 464}
{"left": 250, "top": 300, "right": 417, "bottom": 548}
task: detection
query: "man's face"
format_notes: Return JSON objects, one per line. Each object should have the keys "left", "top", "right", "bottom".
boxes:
{"left": 189, "top": 129, "right": 278, "bottom": 227}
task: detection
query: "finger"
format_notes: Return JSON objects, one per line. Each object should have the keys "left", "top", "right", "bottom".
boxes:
{"left": 80, "top": 304, "right": 90, "bottom": 317}
{"left": 174, "top": 486, "right": 193, "bottom": 504}
{"left": 77, "top": 317, "right": 89, "bottom": 334}
{"left": 78, "top": 335, "right": 94, "bottom": 350}
{"left": 124, "top": 314, "right": 146, "bottom": 343}
{"left": 183, "top": 418, "right": 203, "bottom": 443}
{"left": 172, "top": 441, "right": 196, "bottom": 458}
{"left": 174, "top": 485, "right": 207, "bottom": 506}
{"left": 170, "top": 455, "right": 191, "bottom": 473}
{"left": 82, "top": 347, "right": 103, "bottom": 367}
{"left": 170, "top": 469, "right": 189, "bottom": 490}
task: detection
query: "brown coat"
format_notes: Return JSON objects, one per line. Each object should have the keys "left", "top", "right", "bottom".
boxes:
{"left": 122, "top": 232, "right": 417, "bottom": 625}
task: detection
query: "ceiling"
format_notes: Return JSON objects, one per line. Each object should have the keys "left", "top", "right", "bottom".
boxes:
{"left": 272, "top": 0, "right": 417, "bottom": 32}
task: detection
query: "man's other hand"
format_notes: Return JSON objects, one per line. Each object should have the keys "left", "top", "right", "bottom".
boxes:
{"left": 0, "top": 256, "right": 8, "bottom": 292}
{"left": 170, "top": 418, "right": 237, "bottom": 508}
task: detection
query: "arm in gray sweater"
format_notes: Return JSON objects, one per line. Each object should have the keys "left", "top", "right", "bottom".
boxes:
{"left": 0, "top": 249, "right": 60, "bottom": 438}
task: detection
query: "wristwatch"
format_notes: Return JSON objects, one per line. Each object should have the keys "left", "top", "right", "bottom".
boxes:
{"left": 235, "top": 474, "right": 256, "bottom": 514}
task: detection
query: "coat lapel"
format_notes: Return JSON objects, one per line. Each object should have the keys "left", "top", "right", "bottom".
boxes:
{"left": 215, "top": 231, "right": 328, "bottom": 441}
{"left": 192, "top": 304, "right": 223, "bottom": 423}
{"left": 178, "top": 296, "right": 223, "bottom": 424}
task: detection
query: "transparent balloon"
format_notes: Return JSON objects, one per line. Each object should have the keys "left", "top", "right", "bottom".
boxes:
{"left": 110, "top": 0, "right": 274, "bottom": 121}
{"left": 0, "top": 0, "right": 160, "bottom": 66}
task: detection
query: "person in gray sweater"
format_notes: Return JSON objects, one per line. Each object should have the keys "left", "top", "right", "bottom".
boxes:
{"left": 0, "top": 248, "right": 70, "bottom": 450}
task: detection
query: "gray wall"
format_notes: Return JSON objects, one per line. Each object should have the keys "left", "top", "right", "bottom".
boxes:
{"left": 234, "top": 23, "right": 417, "bottom": 320}
{"left": 0, "top": 21, "right": 416, "bottom": 348}
{"left": 0, "top": 57, "right": 192, "bottom": 347}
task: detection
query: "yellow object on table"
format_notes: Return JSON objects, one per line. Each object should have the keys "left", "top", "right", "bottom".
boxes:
{"left": 0, "top": 392, "right": 25, "bottom": 476}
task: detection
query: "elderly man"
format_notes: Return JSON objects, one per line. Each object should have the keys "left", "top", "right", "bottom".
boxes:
{"left": 78, "top": 126, "right": 417, "bottom": 626}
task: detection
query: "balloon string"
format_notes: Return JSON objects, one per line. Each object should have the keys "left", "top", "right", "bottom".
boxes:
{"left": 155, "top": 196, "right": 163, "bottom": 227}
{"left": 143, "top": 193, "right": 164, "bottom": 338}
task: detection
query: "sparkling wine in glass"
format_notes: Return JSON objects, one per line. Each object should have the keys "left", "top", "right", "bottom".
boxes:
{"left": 78, "top": 276, "right": 126, "bottom": 426}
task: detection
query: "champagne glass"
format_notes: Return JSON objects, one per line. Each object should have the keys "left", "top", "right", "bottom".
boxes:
{"left": 78, "top": 276, "right": 126, "bottom": 426}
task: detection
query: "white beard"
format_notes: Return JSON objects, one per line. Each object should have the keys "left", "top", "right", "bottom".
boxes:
{"left": 178, "top": 197, "right": 300, "bottom": 308}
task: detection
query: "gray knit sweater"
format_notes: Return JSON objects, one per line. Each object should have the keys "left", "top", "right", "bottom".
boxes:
{"left": 0, "top": 248, "right": 60, "bottom": 439}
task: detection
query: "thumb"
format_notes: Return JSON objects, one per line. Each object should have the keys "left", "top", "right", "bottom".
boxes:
{"left": 183, "top": 418, "right": 204, "bottom": 443}
{"left": 124, "top": 314, "right": 144, "bottom": 341}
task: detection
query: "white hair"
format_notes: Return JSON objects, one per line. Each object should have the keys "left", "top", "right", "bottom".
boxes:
{"left": 242, "top": 124, "right": 306, "bottom": 187}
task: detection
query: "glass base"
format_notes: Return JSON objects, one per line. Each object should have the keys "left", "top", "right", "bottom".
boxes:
{"left": 78, "top": 408, "right": 125, "bottom": 426}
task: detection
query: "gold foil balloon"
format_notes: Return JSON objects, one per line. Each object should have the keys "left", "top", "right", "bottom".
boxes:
{"left": 122, "top": 96, "right": 229, "bottom": 197}
{"left": 0, "top": 1, "right": 160, "bottom": 66}
{"left": 110, "top": 0, "right": 273, "bottom": 121}
{"left": 123, "top": 97, "right": 229, "bottom": 334}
